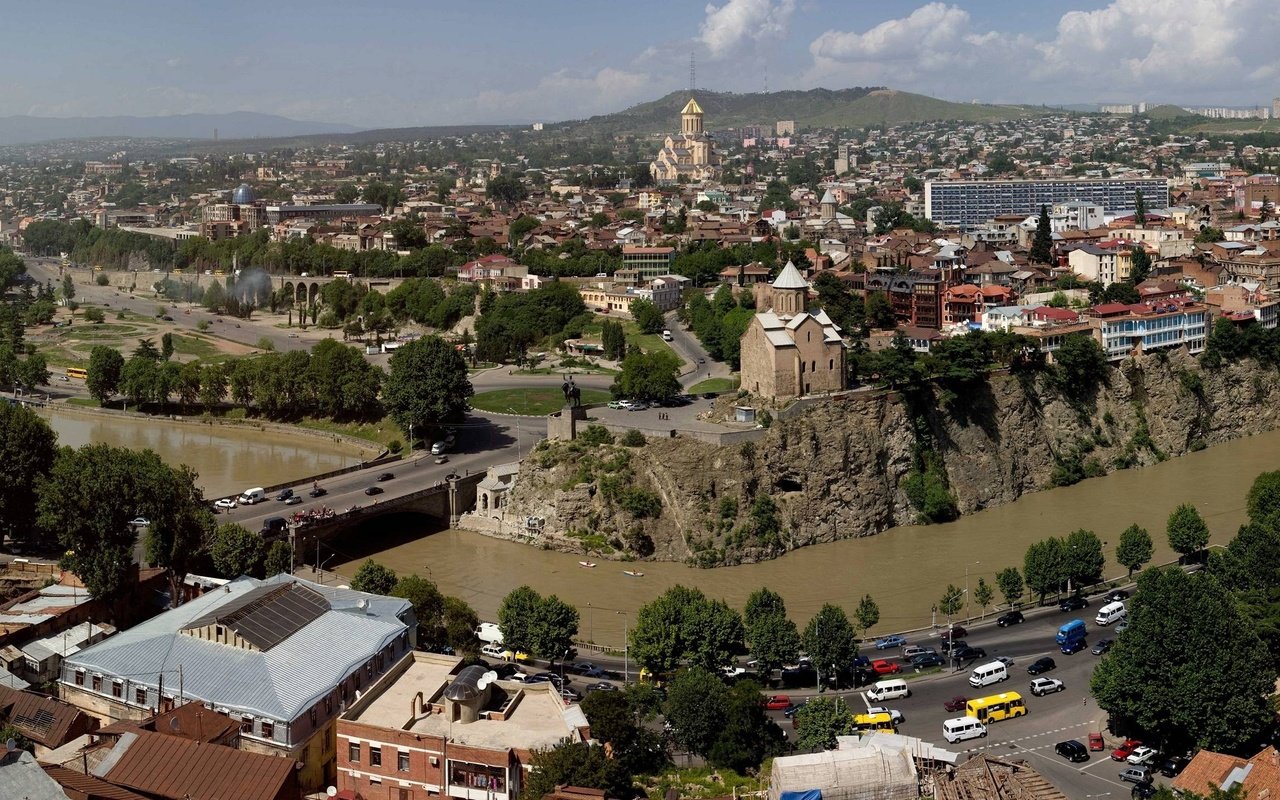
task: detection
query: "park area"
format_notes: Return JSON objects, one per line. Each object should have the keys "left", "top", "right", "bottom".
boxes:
{"left": 470, "top": 387, "right": 612, "bottom": 416}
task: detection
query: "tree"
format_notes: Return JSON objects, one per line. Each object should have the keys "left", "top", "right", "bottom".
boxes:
{"left": 973, "top": 578, "right": 994, "bottom": 618}
{"left": 938, "top": 584, "right": 964, "bottom": 621}
{"left": 802, "top": 604, "right": 859, "bottom": 684}
{"left": 793, "top": 696, "right": 854, "bottom": 750}
{"left": 1116, "top": 523, "right": 1154, "bottom": 577}
{"left": 86, "top": 345, "right": 124, "bottom": 404}
{"left": 263, "top": 539, "right": 292, "bottom": 576}
{"left": 199, "top": 364, "right": 227, "bottom": 408}
{"left": 83, "top": 306, "right": 105, "bottom": 323}
{"left": 601, "top": 319, "right": 626, "bottom": 361}
{"left": 334, "top": 184, "right": 359, "bottom": 204}
{"left": 443, "top": 596, "right": 481, "bottom": 655}
{"left": 743, "top": 588, "right": 801, "bottom": 676}
{"left": 0, "top": 404, "right": 57, "bottom": 544}
{"left": 611, "top": 349, "right": 680, "bottom": 404}
{"left": 1167, "top": 502, "right": 1210, "bottom": 560}
{"left": 707, "top": 679, "right": 784, "bottom": 772}
{"left": 629, "top": 298, "right": 664, "bottom": 334}
{"left": 1262, "top": 197, "right": 1275, "bottom": 223}
{"left": 144, "top": 463, "right": 216, "bottom": 605}
{"left": 61, "top": 273, "right": 74, "bottom": 303}
{"left": 521, "top": 742, "right": 632, "bottom": 800}
{"left": 1134, "top": 188, "right": 1147, "bottom": 226}
{"left": 854, "top": 593, "right": 881, "bottom": 632}
{"left": 1061, "top": 528, "right": 1106, "bottom": 592}
{"left": 383, "top": 336, "right": 473, "bottom": 437}
{"left": 160, "top": 332, "right": 175, "bottom": 361}
{"left": 1091, "top": 567, "right": 1273, "bottom": 752}
{"left": 498, "top": 585, "right": 580, "bottom": 661}
{"left": 663, "top": 667, "right": 727, "bottom": 756}
{"left": 1129, "top": 246, "right": 1152, "bottom": 285}
{"left": 210, "top": 523, "right": 265, "bottom": 578}
{"left": 487, "top": 174, "right": 528, "bottom": 208}
{"left": 1195, "top": 227, "right": 1224, "bottom": 244}
{"left": 1030, "top": 204, "right": 1053, "bottom": 264}
{"left": 996, "top": 567, "right": 1024, "bottom": 608}
{"left": 1053, "top": 334, "right": 1108, "bottom": 402}
{"left": 1024, "top": 537, "right": 1065, "bottom": 603}
{"left": 579, "top": 690, "right": 668, "bottom": 776}
{"left": 393, "top": 574, "right": 446, "bottom": 648}
{"left": 350, "top": 559, "right": 397, "bottom": 594}
{"left": 630, "top": 586, "right": 744, "bottom": 674}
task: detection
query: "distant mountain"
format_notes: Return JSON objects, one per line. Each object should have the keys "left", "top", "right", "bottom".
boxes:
{"left": 553, "top": 87, "right": 1046, "bottom": 136}
{"left": 0, "top": 111, "right": 360, "bottom": 145}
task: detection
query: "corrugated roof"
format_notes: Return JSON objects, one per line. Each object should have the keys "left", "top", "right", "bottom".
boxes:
{"left": 0, "top": 750, "right": 68, "bottom": 800}
{"left": 65, "top": 575, "right": 410, "bottom": 725}
{"left": 100, "top": 728, "right": 295, "bottom": 800}
{"left": 43, "top": 765, "right": 150, "bottom": 800}
{"left": 0, "top": 686, "right": 94, "bottom": 748}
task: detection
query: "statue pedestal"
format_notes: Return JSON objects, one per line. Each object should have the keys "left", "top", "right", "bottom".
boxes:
{"left": 547, "top": 404, "right": 588, "bottom": 442}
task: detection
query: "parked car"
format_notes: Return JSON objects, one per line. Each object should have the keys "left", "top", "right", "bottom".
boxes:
{"left": 502, "top": 649, "right": 530, "bottom": 662}
{"left": 481, "top": 643, "right": 505, "bottom": 659}
{"left": 559, "top": 686, "right": 582, "bottom": 703}
{"left": 128, "top": 517, "right": 150, "bottom": 527}
{"left": 1127, "top": 746, "right": 1159, "bottom": 766}
{"left": 585, "top": 681, "right": 617, "bottom": 692}
{"left": 284, "top": 496, "right": 302, "bottom": 505}
{"left": 1055, "top": 740, "right": 1090, "bottom": 763}
{"left": 1112, "top": 739, "right": 1144, "bottom": 761}
{"left": 943, "top": 696, "right": 968, "bottom": 712}
{"left": 377, "top": 472, "right": 395, "bottom": 481}
{"left": 435, "top": 455, "right": 449, "bottom": 464}
{"left": 867, "top": 706, "right": 905, "bottom": 724}
{"left": 1089, "top": 732, "right": 1106, "bottom": 751}
{"left": 1092, "top": 639, "right": 1113, "bottom": 655}
{"left": 870, "top": 659, "right": 900, "bottom": 675}
{"left": 939, "top": 626, "right": 967, "bottom": 640}
{"left": 911, "top": 653, "right": 945, "bottom": 669}
{"left": 364, "top": 486, "right": 383, "bottom": 496}
{"left": 607, "top": 400, "right": 625, "bottom": 409}
{"left": 950, "top": 645, "right": 987, "bottom": 662}
{"left": 627, "top": 402, "right": 648, "bottom": 411}
{"left": 276, "top": 488, "right": 294, "bottom": 501}
{"left": 1059, "top": 595, "right": 1089, "bottom": 612}
{"left": 214, "top": 498, "right": 237, "bottom": 510}
{"left": 1160, "top": 755, "right": 1190, "bottom": 777}
{"left": 764, "top": 695, "right": 791, "bottom": 710}
{"left": 1107, "top": 589, "right": 1130, "bottom": 602}
{"left": 996, "top": 610, "right": 1025, "bottom": 627}
{"left": 902, "top": 646, "right": 934, "bottom": 661}
{"left": 309, "top": 486, "right": 327, "bottom": 498}
{"left": 940, "top": 638, "right": 967, "bottom": 653}
{"left": 1116, "top": 619, "right": 1131, "bottom": 634}
{"left": 1131, "top": 783, "right": 1158, "bottom": 799}
{"left": 1119, "top": 766, "right": 1153, "bottom": 785}
{"left": 783, "top": 701, "right": 805, "bottom": 718}
{"left": 875, "top": 635, "right": 907, "bottom": 650}
{"left": 996, "top": 656, "right": 1015, "bottom": 667}
{"left": 1027, "top": 657, "right": 1057, "bottom": 675}
{"left": 1060, "top": 638, "right": 1088, "bottom": 655}
{"left": 1030, "top": 677, "right": 1065, "bottom": 696}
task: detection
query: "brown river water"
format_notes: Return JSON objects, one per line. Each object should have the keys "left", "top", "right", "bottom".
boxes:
{"left": 332, "top": 428, "right": 1280, "bottom": 646}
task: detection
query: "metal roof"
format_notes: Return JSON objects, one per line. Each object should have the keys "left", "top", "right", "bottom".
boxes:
{"left": 97, "top": 728, "right": 296, "bottom": 800}
{"left": 183, "top": 583, "right": 329, "bottom": 651}
{"left": 64, "top": 575, "right": 410, "bottom": 726}
{"left": 772, "top": 261, "right": 810, "bottom": 290}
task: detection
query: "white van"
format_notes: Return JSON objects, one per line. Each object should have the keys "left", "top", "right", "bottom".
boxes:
{"left": 431, "top": 441, "right": 447, "bottom": 456}
{"left": 1095, "top": 601, "right": 1127, "bottom": 626}
{"left": 661, "top": 329, "right": 673, "bottom": 341}
{"left": 969, "top": 660, "right": 1008, "bottom": 688}
{"left": 867, "top": 679, "right": 910, "bottom": 702}
{"left": 942, "top": 716, "right": 987, "bottom": 743}
{"left": 238, "top": 487, "right": 266, "bottom": 505}
{"left": 475, "top": 622, "right": 504, "bottom": 645}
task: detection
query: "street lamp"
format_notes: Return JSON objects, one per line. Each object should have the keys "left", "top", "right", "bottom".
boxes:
{"left": 966, "top": 561, "right": 980, "bottom": 624}
{"left": 617, "top": 611, "right": 629, "bottom": 683}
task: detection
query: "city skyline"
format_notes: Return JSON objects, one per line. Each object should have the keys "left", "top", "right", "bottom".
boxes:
{"left": 0, "top": 0, "right": 1277, "bottom": 129}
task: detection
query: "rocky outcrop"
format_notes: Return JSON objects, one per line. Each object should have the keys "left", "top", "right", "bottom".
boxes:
{"left": 497, "top": 351, "right": 1280, "bottom": 565}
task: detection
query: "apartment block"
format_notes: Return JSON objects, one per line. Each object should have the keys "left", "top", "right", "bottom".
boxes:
{"left": 924, "top": 178, "right": 1169, "bottom": 228}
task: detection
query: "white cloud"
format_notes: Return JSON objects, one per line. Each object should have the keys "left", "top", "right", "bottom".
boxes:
{"left": 805, "top": 0, "right": 1280, "bottom": 105}
{"left": 699, "top": 0, "right": 796, "bottom": 59}
{"left": 465, "top": 67, "right": 653, "bottom": 123}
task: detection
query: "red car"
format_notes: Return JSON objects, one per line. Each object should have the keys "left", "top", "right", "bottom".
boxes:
{"left": 939, "top": 626, "right": 968, "bottom": 641}
{"left": 1112, "top": 738, "right": 1142, "bottom": 761}
{"left": 943, "top": 695, "right": 968, "bottom": 713}
{"left": 870, "top": 659, "right": 900, "bottom": 675}
{"left": 763, "top": 695, "right": 791, "bottom": 710}
{"left": 1089, "top": 732, "right": 1105, "bottom": 751}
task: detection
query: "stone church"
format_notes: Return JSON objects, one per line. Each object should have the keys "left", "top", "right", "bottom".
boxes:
{"left": 650, "top": 98, "right": 722, "bottom": 185}
{"left": 739, "top": 262, "right": 846, "bottom": 399}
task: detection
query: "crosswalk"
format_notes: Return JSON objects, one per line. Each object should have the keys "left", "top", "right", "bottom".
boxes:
{"left": 961, "top": 720, "right": 1093, "bottom": 754}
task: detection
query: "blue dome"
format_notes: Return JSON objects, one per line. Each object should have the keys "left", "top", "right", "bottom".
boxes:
{"left": 232, "top": 183, "right": 256, "bottom": 204}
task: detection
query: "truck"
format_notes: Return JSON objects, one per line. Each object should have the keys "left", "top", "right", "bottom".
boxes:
{"left": 475, "top": 622, "right": 504, "bottom": 645}
{"left": 1056, "top": 618, "right": 1086, "bottom": 646}
{"left": 238, "top": 487, "right": 267, "bottom": 505}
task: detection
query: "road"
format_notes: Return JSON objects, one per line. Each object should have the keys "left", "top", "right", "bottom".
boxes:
{"left": 663, "top": 310, "right": 732, "bottom": 390}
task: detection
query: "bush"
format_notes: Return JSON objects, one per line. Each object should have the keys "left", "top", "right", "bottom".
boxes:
{"left": 618, "top": 487, "right": 662, "bottom": 519}
{"left": 196, "top": 320, "right": 210, "bottom": 331}
{"left": 620, "top": 429, "right": 646, "bottom": 447}
{"left": 95, "top": 273, "right": 109, "bottom": 286}
{"left": 577, "top": 425, "right": 614, "bottom": 445}
{"left": 758, "top": 410, "right": 772, "bottom": 429}
{"left": 388, "top": 439, "right": 403, "bottom": 454}
{"left": 83, "top": 307, "right": 105, "bottom": 323}
{"left": 256, "top": 336, "right": 275, "bottom": 352}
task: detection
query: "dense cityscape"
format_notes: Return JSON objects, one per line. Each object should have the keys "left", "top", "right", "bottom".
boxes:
{"left": 2, "top": 3, "right": 1280, "bottom": 800}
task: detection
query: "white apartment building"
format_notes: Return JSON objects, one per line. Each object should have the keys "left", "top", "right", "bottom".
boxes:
{"left": 1089, "top": 302, "right": 1208, "bottom": 361}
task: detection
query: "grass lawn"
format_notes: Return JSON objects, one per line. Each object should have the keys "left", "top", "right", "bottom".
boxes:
{"left": 169, "top": 333, "right": 222, "bottom": 360}
{"left": 294, "top": 417, "right": 403, "bottom": 451}
{"left": 67, "top": 397, "right": 100, "bottom": 408}
{"left": 688, "top": 377, "right": 739, "bottom": 394}
{"left": 471, "top": 387, "right": 611, "bottom": 416}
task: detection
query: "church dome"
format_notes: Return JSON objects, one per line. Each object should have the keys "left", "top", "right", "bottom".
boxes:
{"left": 232, "top": 183, "right": 256, "bottom": 204}
{"left": 681, "top": 97, "right": 704, "bottom": 115}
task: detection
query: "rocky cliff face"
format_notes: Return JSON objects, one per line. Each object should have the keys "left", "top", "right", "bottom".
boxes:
{"left": 499, "top": 351, "right": 1280, "bottom": 565}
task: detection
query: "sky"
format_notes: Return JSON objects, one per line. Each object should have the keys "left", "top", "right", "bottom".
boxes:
{"left": 1, "top": 0, "right": 1277, "bottom": 128}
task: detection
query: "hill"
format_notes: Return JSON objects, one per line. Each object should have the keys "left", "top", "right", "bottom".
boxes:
{"left": 552, "top": 87, "right": 1046, "bottom": 136}
{"left": 0, "top": 111, "right": 360, "bottom": 146}
{"left": 1142, "top": 104, "right": 1197, "bottom": 120}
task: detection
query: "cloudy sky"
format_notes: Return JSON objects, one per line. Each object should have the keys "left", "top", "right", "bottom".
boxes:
{"left": 2, "top": 0, "right": 1276, "bottom": 127}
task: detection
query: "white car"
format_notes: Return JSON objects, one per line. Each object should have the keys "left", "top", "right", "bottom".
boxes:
{"left": 607, "top": 400, "right": 626, "bottom": 409}
{"left": 481, "top": 643, "right": 505, "bottom": 659}
{"left": 214, "top": 498, "right": 237, "bottom": 510}
{"left": 1029, "top": 677, "right": 1065, "bottom": 696}
{"left": 128, "top": 517, "right": 150, "bottom": 528}
{"left": 1127, "top": 746, "right": 1158, "bottom": 765}
{"left": 866, "top": 706, "right": 905, "bottom": 724}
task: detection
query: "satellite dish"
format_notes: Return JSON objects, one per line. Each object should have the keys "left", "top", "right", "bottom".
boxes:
{"left": 357, "top": 599, "right": 369, "bottom": 611}
{"left": 169, "top": 717, "right": 181, "bottom": 732}
{"left": 327, "top": 787, "right": 338, "bottom": 797}
{"left": 5, "top": 738, "right": 15, "bottom": 753}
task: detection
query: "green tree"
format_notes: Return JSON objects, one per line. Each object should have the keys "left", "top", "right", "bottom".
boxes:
{"left": 793, "top": 696, "right": 854, "bottom": 750}
{"left": 1091, "top": 567, "right": 1273, "bottom": 752}
{"left": 86, "top": 345, "right": 124, "bottom": 404}
{"left": 334, "top": 184, "right": 359, "bottom": 204}
{"left": 1129, "top": 246, "right": 1152, "bottom": 284}
{"left": 521, "top": 742, "right": 632, "bottom": 800}
{"left": 938, "top": 584, "right": 964, "bottom": 621}
{"left": 198, "top": 364, "right": 227, "bottom": 408}
{"left": 210, "top": 523, "right": 265, "bottom": 579}
{"left": 611, "top": 349, "right": 680, "bottom": 404}
{"left": 1134, "top": 188, "right": 1147, "bottom": 226}
{"left": 1030, "top": 204, "right": 1053, "bottom": 264}
{"left": 601, "top": 319, "right": 626, "bottom": 361}
{"left": 1246, "top": 471, "right": 1280, "bottom": 529}
{"left": 1167, "top": 502, "right": 1210, "bottom": 559}
{"left": 144, "top": 463, "right": 216, "bottom": 605}
{"left": 497, "top": 585, "right": 580, "bottom": 661}
{"left": 393, "top": 574, "right": 446, "bottom": 649}
{"left": 854, "top": 593, "right": 881, "bottom": 632}
{"left": 83, "top": 306, "right": 105, "bottom": 323}
{"left": 160, "top": 332, "right": 175, "bottom": 361}
{"left": 487, "top": 174, "right": 528, "bottom": 208}
{"left": 263, "top": 539, "right": 292, "bottom": 576}
{"left": 1061, "top": 528, "right": 1106, "bottom": 592}
{"left": 663, "top": 667, "right": 728, "bottom": 756}
{"left": 443, "top": 596, "right": 481, "bottom": 655}
{"left": 802, "top": 604, "right": 859, "bottom": 684}
{"left": 743, "top": 587, "right": 801, "bottom": 676}
{"left": 383, "top": 336, "right": 474, "bottom": 436}
{"left": 1024, "top": 537, "right": 1065, "bottom": 603}
{"left": 1053, "top": 334, "right": 1108, "bottom": 403}
{"left": 0, "top": 404, "right": 57, "bottom": 544}
{"left": 630, "top": 585, "right": 744, "bottom": 674}
{"left": 629, "top": 298, "right": 664, "bottom": 334}
{"left": 1116, "top": 523, "right": 1154, "bottom": 577}
{"left": 1194, "top": 227, "right": 1224, "bottom": 244}
{"left": 973, "top": 578, "right": 994, "bottom": 618}
{"left": 579, "top": 690, "right": 669, "bottom": 776}
{"left": 350, "top": 559, "right": 397, "bottom": 594}
{"left": 707, "top": 679, "right": 783, "bottom": 772}
{"left": 61, "top": 273, "right": 74, "bottom": 302}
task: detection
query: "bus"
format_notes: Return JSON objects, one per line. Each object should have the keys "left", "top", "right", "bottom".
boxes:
{"left": 852, "top": 712, "right": 897, "bottom": 733}
{"left": 965, "top": 692, "right": 1027, "bottom": 724}
{"left": 66, "top": 367, "right": 88, "bottom": 380}
{"left": 332, "top": 270, "right": 352, "bottom": 279}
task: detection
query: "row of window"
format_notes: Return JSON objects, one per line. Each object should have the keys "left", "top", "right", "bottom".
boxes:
{"left": 348, "top": 741, "right": 412, "bottom": 772}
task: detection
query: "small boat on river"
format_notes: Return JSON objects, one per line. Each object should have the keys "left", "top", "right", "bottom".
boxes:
{"left": 579, "top": 561, "right": 597, "bottom": 568}
{"left": 623, "top": 570, "right": 645, "bottom": 577}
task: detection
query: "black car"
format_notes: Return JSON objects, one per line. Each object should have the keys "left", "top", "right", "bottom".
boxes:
{"left": 585, "top": 681, "right": 617, "bottom": 693}
{"left": 939, "top": 626, "right": 968, "bottom": 640}
{"left": 276, "top": 488, "right": 294, "bottom": 501}
{"left": 1027, "top": 657, "right": 1057, "bottom": 675}
{"left": 1092, "top": 639, "right": 1113, "bottom": 655}
{"left": 309, "top": 486, "right": 328, "bottom": 498}
{"left": 701, "top": 392, "right": 716, "bottom": 399}
{"left": 1132, "top": 783, "right": 1158, "bottom": 799}
{"left": 535, "top": 672, "right": 565, "bottom": 688}
{"left": 1060, "top": 638, "right": 1087, "bottom": 655}
{"left": 911, "top": 653, "right": 945, "bottom": 670}
{"left": 950, "top": 646, "right": 987, "bottom": 662}
{"left": 1055, "top": 740, "right": 1090, "bottom": 763}
{"left": 1160, "top": 756, "right": 1190, "bottom": 777}
{"left": 996, "top": 610, "right": 1025, "bottom": 627}
{"left": 1107, "top": 589, "right": 1131, "bottom": 602}
{"left": 364, "top": 486, "right": 383, "bottom": 496}
{"left": 377, "top": 472, "right": 395, "bottom": 482}
{"left": 1060, "top": 595, "right": 1089, "bottom": 612}
{"left": 940, "top": 638, "right": 967, "bottom": 653}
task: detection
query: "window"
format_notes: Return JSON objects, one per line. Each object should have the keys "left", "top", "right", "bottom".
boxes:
{"left": 241, "top": 716, "right": 254, "bottom": 735}
{"left": 398, "top": 790, "right": 411, "bottom": 800}
{"left": 326, "top": 695, "right": 333, "bottom": 714}
{"left": 261, "top": 721, "right": 274, "bottom": 740}
{"left": 348, "top": 741, "right": 361, "bottom": 763}
{"left": 135, "top": 687, "right": 147, "bottom": 705}
{"left": 310, "top": 708, "right": 318, "bottom": 726}
{"left": 111, "top": 680, "right": 123, "bottom": 698}
{"left": 74, "top": 670, "right": 84, "bottom": 686}
{"left": 399, "top": 750, "right": 410, "bottom": 771}
{"left": 91, "top": 675, "right": 102, "bottom": 691}
{"left": 370, "top": 746, "right": 382, "bottom": 767}
{"left": 215, "top": 624, "right": 225, "bottom": 639}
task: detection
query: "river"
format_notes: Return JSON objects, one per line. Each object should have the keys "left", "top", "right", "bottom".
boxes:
{"left": 333, "top": 428, "right": 1280, "bottom": 647}
{"left": 41, "top": 408, "right": 373, "bottom": 499}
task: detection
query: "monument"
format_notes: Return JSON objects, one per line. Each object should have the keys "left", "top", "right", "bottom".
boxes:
{"left": 548, "top": 376, "right": 589, "bottom": 441}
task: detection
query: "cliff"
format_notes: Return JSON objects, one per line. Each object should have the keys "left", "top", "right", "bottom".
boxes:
{"left": 495, "top": 351, "right": 1280, "bottom": 565}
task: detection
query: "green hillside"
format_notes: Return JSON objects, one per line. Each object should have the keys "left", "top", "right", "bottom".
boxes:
{"left": 1142, "top": 104, "right": 1196, "bottom": 120}
{"left": 554, "top": 87, "right": 1046, "bottom": 136}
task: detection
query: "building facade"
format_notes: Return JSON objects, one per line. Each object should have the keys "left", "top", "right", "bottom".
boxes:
{"left": 621, "top": 246, "right": 676, "bottom": 279}
{"left": 650, "top": 99, "right": 722, "bottom": 185}
{"left": 924, "top": 178, "right": 1169, "bottom": 228}
{"left": 1087, "top": 300, "right": 1208, "bottom": 361}
{"left": 740, "top": 263, "right": 846, "bottom": 399}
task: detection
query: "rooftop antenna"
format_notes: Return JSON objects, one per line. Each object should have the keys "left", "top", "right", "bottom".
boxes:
{"left": 764, "top": 65, "right": 768, "bottom": 95}
{"left": 689, "top": 52, "right": 695, "bottom": 93}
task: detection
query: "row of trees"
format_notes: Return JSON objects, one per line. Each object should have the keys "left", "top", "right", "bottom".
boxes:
{"left": 0, "top": 248, "right": 52, "bottom": 392}
{"left": 347, "top": 560, "right": 481, "bottom": 655}
{"left": 685, "top": 284, "right": 754, "bottom": 368}
{"left": 474, "top": 282, "right": 587, "bottom": 363}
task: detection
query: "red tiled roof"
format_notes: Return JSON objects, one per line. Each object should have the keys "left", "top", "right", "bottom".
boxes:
{"left": 104, "top": 729, "right": 296, "bottom": 800}
{"left": 1091, "top": 302, "right": 1131, "bottom": 315}
{"left": 43, "top": 765, "right": 150, "bottom": 800}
